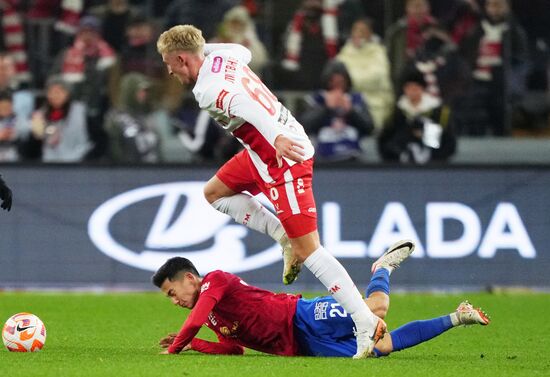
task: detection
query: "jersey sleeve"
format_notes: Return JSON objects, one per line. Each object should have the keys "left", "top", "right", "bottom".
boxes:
{"left": 190, "top": 336, "right": 244, "bottom": 355}
{"left": 167, "top": 272, "right": 230, "bottom": 354}
{"left": 167, "top": 295, "right": 217, "bottom": 354}
{"left": 203, "top": 43, "right": 252, "bottom": 64}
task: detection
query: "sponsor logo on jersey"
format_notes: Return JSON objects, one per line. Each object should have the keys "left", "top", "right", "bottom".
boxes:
{"left": 329, "top": 284, "right": 341, "bottom": 294}
{"left": 201, "top": 281, "right": 211, "bottom": 293}
{"left": 219, "top": 321, "right": 239, "bottom": 337}
{"left": 216, "top": 89, "right": 229, "bottom": 110}
{"left": 212, "top": 56, "right": 223, "bottom": 73}
{"left": 277, "top": 105, "right": 289, "bottom": 125}
{"left": 208, "top": 312, "right": 218, "bottom": 326}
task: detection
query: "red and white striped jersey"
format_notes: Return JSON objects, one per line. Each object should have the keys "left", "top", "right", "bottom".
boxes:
{"left": 192, "top": 43, "right": 315, "bottom": 184}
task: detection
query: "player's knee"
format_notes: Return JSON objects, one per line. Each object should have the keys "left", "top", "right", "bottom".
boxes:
{"left": 203, "top": 184, "right": 220, "bottom": 204}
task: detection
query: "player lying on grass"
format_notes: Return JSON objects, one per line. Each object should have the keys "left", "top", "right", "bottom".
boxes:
{"left": 153, "top": 240, "right": 490, "bottom": 357}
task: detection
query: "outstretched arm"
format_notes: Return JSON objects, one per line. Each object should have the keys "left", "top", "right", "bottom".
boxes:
{"left": 190, "top": 335, "right": 244, "bottom": 355}
{"left": 166, "top": 296, "right": 217, "bottom": 354}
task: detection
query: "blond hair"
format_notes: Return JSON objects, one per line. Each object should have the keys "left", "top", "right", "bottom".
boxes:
{"left": 157, "top": 25, "right": 205, "bottom": 55}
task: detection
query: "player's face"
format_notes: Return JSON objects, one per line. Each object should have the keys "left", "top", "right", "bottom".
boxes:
{"left": 404, "top": 82, "right": 424, "bottom": 104}
{"left": 485, "top": 0, "right": 509, "bottom": 22}
{"left": 162, "top": 51, "right": 193, "bottom": 85}
{"left": 160, "top": 272, "right": 200, "bottom": 309}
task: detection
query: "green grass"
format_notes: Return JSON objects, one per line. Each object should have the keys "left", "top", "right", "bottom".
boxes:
{"left": 1, "top": 292, "right": 549, "bottom": 377}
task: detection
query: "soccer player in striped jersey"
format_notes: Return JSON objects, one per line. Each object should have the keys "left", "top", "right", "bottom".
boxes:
{"left": 157, "top": 24, "right": 384, "bottom": 358}
{"left": 153, "top": 241, "right": 490, "bottom": 357}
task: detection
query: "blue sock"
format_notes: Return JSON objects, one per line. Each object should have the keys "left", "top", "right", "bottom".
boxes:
{"left": 390, "top": 315, "right": 453, "bottom": 352}
{"left": 366, "top": 268, "right": 390, "bottom": 297}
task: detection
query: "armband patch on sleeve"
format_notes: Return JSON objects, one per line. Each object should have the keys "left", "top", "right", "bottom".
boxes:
{"left": 216, "top": 89, "right": 230, "bottom": 110}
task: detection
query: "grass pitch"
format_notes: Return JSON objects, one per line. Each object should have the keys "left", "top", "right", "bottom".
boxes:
{"left": 1, "top": 291, "right": 548, "bottom": 377}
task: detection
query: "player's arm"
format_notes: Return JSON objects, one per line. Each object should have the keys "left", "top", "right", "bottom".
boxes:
{"left": 166, "top": 295, "right": 217, "bottom": 354}
{"left": 203, "top": 43, "right": 252, "bottom": 64}
{"left": 227, "top": 93, "right": 306, "bottom": 165}
{"left": 190, "top": 335, "right": 244, "bottom": 355}
{"left": 165, "top": 271, "right": 229, "bottom": 354}
{"left": 0, "top": 174, "right": 13, "bottom": 211}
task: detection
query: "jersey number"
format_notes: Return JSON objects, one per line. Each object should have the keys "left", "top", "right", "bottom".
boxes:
{"left": 241, "top": 66, "right": 278, "bottom": 116}
{"left": 329, "top": 303, "right": 348, "bottom": 318}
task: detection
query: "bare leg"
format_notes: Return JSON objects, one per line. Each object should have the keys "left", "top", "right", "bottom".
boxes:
{"left": 365, "top": 292, "right": 389, "bottom": 320}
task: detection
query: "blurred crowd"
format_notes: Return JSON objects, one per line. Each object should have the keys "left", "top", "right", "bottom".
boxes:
{"left": 0, "top": 0, "right": 549, "bottom": 165}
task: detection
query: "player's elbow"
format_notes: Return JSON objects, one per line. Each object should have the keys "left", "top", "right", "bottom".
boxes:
{"left": 231, "top": 345, "right": 245, "bottom": 355}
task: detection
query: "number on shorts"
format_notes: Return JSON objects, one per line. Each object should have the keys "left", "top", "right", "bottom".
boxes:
{"left": 269, "top": 187, "right": 279, "bottom": 201}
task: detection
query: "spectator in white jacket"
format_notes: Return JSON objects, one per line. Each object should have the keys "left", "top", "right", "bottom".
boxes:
{"left": 336, "top": 18, "right": 394, "bottom": 131}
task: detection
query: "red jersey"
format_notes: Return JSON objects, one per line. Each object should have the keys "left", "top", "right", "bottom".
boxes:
{"left": 168, "top": 270, "right": 301, "bottom": 356}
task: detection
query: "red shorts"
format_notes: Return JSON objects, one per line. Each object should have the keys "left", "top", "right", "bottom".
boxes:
{"left": 216, "top": 150, "right": 318, "bottom": 238}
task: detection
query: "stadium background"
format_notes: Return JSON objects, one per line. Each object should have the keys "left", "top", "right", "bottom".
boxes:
{"left": 0, "top": 0, "right": 549, "bottom": 291}
{"left": 0, "top": 2, "right": 549, "bottom": 376}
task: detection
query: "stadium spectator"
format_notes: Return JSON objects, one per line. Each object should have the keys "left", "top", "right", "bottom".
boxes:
{"left": 163, "top": 0, "right": 236, "bottom": 40}
{"left": 276, "top": 0, "right": 341, "bottom": 90}
{"left": 171, "top": 94, "right": 241, "bottom": 163}
{"left": 0, "top": 174, "right": 12, "bottom": 211}
{"left": 0, "top": 53, "right": 34, "bottom": 121}
{"left": 28, "top": 0, "right": 83, "bottom": 36}
{"left": 1, "top": 1, "right": 31, "bottom": 84}
{"left": 24, "top": 76, "right": 90, "bottom": 162}
{"left": 110, "top": 13, "right": 185, "bottom": 113}
{"left": 458, "top": 0, "right": 529, "bottom": 136}
{"left": 157, "top": 25, "right": 386, "bottom": 358}
{"left": 118, "top": 13, "right": 166, "bottom": 79}
{"left": 385, "top": 0, "right": 437, "bottom": 87}
{"left": 52, "top": 15, "right": 117, "bottom": 160}
{"left": 89, "top": 0, "right": 138, "bottom": 53}
{"left": 26, "top": 0, "right": 85, "bottom": 86}
{"left": 441, "top": 0, "right": 482, "bottom": 45}
{"left": 211, "top": 6, "right": 268, "bottom": 76}
{"left": 0, "top": 90, "right": 29, "bottom": 162}
{"left": 336, "top": 18, "right": 394, "bottom": 130}
{"left": 105, "top": 73, "right": 162, "bottom": 163}
{"left": 408, "top": 23, "right": 470, "bottom": 105}
{"left": 299, "top": 60, "right": 374, "bottom": 161}
{"left": 378, "top": 69, "right": 456, "bottom": 164}
{"left": 153, "top": 245, "right": 490, "bottom": 357}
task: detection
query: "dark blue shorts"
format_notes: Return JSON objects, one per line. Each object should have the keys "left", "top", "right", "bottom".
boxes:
{"left": 293, "top": 296, "right": 356, "bottom": 357}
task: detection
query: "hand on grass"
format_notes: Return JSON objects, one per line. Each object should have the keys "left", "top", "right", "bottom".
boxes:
{"left": 159, "top": 333, "right": 177, "bottom": 348}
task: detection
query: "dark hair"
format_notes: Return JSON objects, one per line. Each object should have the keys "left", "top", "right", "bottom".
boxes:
{"left": 0, "top": 89, "right": 13, "bottom": 102}
{"left": 400, "top": 67, "right": 427, "bottom": 88}
{"left": 321, "top": 60, "right": 353, "bottom": 91}
{"left": 151, "top": 257, "right": 200, "bottom": 288}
